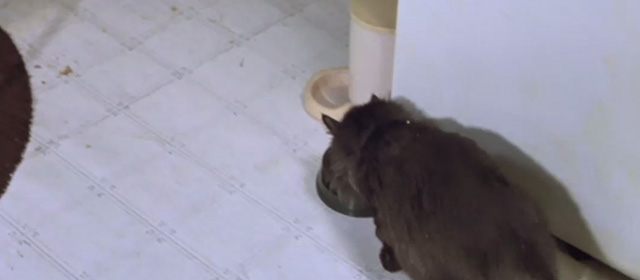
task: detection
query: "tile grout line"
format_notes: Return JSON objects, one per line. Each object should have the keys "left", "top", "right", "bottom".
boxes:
{"left": 59, "top": 0, "right": 185, "bottom": 52}
{"left": 0, "top": 210, "right": 82, "bottom": 280}
{"left": 181, "top": 1, "right": 336, "bottom": 161}
{"left": 29, "top": 126, "right": 230, "bottom": 280}
{"left": 18, "top": 0, "right": 369, "bottom": 277}
{"left": 184, "top": 77, "right": 318, "bottom": 157}
{"left": 52, "top": 0, "right": 322, "bottom": 160}
{"left": 43, "top": 146, "right": 231, "bottom": 280}
{"left": 64, "top": 44, "right": 318, "bottom": 167}
{"left": 13, "top": 49, "right": 239, "bottom": 280}
{"left": 120, "top": 109, "right": 374, "bottom": 279}
{"left": 19, "top": 135, "right": 234, "bottom": 280}
{"left": 54, "top": 6, "right": 361, "bottom": 274}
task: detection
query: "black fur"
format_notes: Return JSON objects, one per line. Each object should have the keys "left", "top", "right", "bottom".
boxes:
{"left": 322, "top": 97, "right": 557, "bottom": 280}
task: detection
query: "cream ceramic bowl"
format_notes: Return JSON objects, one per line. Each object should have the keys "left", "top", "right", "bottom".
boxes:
{"left": 303, "top": 67, "right": 353, "bottom": 124}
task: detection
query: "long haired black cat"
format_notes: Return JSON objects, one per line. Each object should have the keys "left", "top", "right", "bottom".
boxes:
{"left": 322, "top": 96, "right": 557, "bottom": 280}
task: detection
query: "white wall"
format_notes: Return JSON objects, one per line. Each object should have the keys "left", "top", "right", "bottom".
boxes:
{"left": 392, "top": 0, "right": 640, "bottom": 278}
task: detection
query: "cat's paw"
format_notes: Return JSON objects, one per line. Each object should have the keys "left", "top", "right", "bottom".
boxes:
{"left": 380, "top": 245, "right": 402, "bottom": 272}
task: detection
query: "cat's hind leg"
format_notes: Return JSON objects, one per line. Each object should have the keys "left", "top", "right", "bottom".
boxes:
{"left": 380, "top": 243, "right": 402, "bottom": 272}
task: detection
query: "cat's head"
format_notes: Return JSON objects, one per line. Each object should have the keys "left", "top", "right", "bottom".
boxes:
{"left": 321, "top": 95, "right": 413, "bottom": 162}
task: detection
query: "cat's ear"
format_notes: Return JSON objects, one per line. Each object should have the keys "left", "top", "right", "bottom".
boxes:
{"left": 370, "top": 94, "right": 382, "bottom": 103}
{"left": 322, "top": 114, "right": 340, "bottom": 135}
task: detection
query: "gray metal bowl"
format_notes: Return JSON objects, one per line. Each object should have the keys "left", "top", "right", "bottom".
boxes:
{"left": 315, "top": 168, "right": 374, "bottom": 218}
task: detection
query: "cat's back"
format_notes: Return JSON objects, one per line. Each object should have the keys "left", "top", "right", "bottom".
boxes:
{"left": 357, "top": 120, "right": 556, "bottom": 280}
{"left": 358, "top": 119, "right": 519, "bottom": 228}
{"left": 358, "top": 119, "right": 504, "bottom": 198}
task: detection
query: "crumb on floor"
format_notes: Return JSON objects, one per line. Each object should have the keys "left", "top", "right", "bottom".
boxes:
{"left": 59, "top": 66, "right": 73, "bottom": 76}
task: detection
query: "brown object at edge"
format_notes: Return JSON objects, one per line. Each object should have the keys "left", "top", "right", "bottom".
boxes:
{"left": 0, "top": 26, "right": 34, "bottom": 199}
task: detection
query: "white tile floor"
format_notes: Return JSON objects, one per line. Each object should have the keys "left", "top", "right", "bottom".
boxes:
{"left": 0, "top": 0, "right": 410, "bottom": 279}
